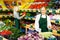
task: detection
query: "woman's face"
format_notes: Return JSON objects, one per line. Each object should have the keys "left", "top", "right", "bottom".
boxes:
{"left": 14, "top": 6, "right": 19, "bottom": 12}
{"left": 41, "top": 7, "right": 46, "bottom": 15}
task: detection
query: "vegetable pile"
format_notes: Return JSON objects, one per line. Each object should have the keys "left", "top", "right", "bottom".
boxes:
{"left": 8, "top": 27, "right": 25, "bottom": 40}
{"left": 0, "top": 25, "right": 25, "bottom": 40}
{"left": 18, "top": 32, "right": 44, "bottom": 40}
{"left": 0, "top": 30, "right": 12, "bottom": 36}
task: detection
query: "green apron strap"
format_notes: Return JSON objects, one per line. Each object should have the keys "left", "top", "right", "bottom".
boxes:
{"left": 14, "top": 18, "right": 20, "bottom": 29}
{"left": 39, "top": 14, "right": 48, "bottom": 32}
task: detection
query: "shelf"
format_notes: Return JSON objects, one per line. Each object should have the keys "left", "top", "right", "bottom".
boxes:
{"left": 0, "top": 15, "right": 9, "bottom": 18}
{"left": 24, "top": 17, "right": 35, "bottom": 20}
{"left": 52, "top": 30, "right": 60, "bottom": 36}
{"left": 0, "top": 15, "right": 14, "bottom": 19}
{"left": 51, "top": 20, "right": 60, "bottom": 26}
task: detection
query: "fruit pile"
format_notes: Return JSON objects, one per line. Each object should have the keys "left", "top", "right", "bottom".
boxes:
{"left": 29, "top": 3, "right": 48, "bottom": 9}
{"left": 0, "top": 30, "right": 12, "bottom": 36}
{"left": 0, "top": 26, "right": 25, "bottom": 40}
{"left": 0, "top": 5, "right": 2, "bottom": 9}
{"left": 18, "top": 32, "right": 44, "bottom": 40}
{"left": 19, "top": 0, "right": 50, "bottom": 9}
{"left": 34, "top": 0, "right": 50, "bottom": 2}
{"left": 4, "top": 0, "right": 13, "bottom": 9}
{"left": 29, "top": 0, "right": 49, "bottom": 9}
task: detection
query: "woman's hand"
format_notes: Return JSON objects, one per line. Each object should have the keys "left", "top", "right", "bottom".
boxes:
{"left": 19, "top": 14, "right": 26, "bottom": 19}
{"left": 22, "top": 14, "right": 26, "bottom": 17}
{"left": 49, "top": 26, "right": 52, "bottom": 29}
{"left": 22, "top": 12, "right": 26, "bottom": 17}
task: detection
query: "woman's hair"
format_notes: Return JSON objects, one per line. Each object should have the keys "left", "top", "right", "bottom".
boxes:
{"left": 40, "top": 6, "right": 47, "bottom": 10}
{"left": 13, "top": 6, "right": 19, "bottom": 11}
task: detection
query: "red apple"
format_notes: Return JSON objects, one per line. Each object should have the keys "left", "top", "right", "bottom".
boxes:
{"left": 22, "top": 12, "right": 26, "bottom": 16}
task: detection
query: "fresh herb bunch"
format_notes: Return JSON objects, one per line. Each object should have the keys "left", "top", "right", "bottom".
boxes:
{"left": 8, "top": 27, "right": 25, "bottom": 40}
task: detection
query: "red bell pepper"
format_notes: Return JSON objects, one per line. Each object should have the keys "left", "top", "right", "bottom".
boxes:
{"left": 1, "top": 30, "right": 12, "bottom": 36}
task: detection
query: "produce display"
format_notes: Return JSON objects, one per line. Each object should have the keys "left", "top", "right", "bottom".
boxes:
{"left": 8, "top": 27, "right": 25, "bottom": 40}
{"left": 34, "top": 0, "right": 50, "bottom": 2}
{"left": 0, "top": 0, "right": 50, "bottom": 9}
{"left": 0, "top": 30, "right": 12, "bottom": 36}
{"left": 57, "top": 30, "right": 60, "bottom": 34}
{"left": 0, "top": 11, "right": 60, "bottom": 40}
{"left": 4, "top": 1, "right": 13, "bottom": 9}
{"left": 20, "top": 3, "right": 31, "bottom": 9}
{"left": 40, "top": 32, "right": 52, "bottom": 38}
{"left": 21, "top": 19, "right": 35, "bottom": 29}
{"left": 0, "top": 26, "right": 12, "bottom": 32}
{"left": 29, "top": 3, "right": 48, "bottom": 9}
{"left": 47, "top": 36, "right": 57, "bottom": 40}
{"left": 18, "top": 32, "right": 44, "bottom": 40}
{"left": 3, "top": 19, "right": 14, "bottom": 26}
{"left": 0, "top": 21, "right": 5, "bottom": 27}
{"left": 0, "top": 25, "right": 25, "bottom": 40}
{"left": 20, "top": 0, "right": 50, "bottom": 9}
{"left": 0, "top": 0, "right": 60, "bottom": 40}
{"left": 0, "top": 0, "right": 59, "bottom": 10}
{"left": 0, "top": 5, "right": 2, "bottom": 9}
{"left": 0, "top": 0, "right": 8, "bottom": 10}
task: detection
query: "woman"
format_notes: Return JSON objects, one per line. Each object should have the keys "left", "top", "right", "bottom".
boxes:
{"left": 35, "top": 7, "right": 51, "bottom": 32}
{"left": 13, "top": 6, "right": 25, "bottom": 29}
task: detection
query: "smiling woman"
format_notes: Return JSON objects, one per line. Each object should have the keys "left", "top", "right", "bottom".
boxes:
{"left": 40, "top": 7, "right": 47, "bottom": 15}
{"left": 13, "top": 6, "right": 26, "bottom": 33}
{"left": 35, "top": 6, "right": 52, "bottom": 32}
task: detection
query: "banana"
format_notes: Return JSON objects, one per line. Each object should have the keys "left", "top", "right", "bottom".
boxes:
{"left": 20, "top": 0, "right": 34, "bottom": 9}
{"left": 0, "top": 0, "right": 8, "bottom": 10}
{"left": 24, "top": 3, "right": 31, "bottom": 9}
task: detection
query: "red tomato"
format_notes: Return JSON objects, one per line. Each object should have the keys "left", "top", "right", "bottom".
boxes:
{"left": 37, "top": 4, "right": 41, "bottom": 9}
{"left": 34, "top": 4, "right": 37, "bottom": 9}
{"left": 45, "top": 3, "right": 48, "bottom": 6}
{"left": 1, "top": 30, "right": 12, "bottom": 36}
{"left": 22, "top": 12, "right": 26, "bottom": 16}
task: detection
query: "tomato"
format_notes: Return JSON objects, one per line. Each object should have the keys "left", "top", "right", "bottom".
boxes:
{"left": 34, "top": 4, "right": 37, "bottom": 9}
{"left": 1, "top": 30, "right": 12, "bottom": 36}
{"left": 29, "top": 5, "right": 34, "bottom": 9}
{"left": 22, "top": 12, "right": 26, "bottom": 16}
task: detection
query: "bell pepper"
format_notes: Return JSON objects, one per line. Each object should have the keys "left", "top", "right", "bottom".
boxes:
{"left": 1, "top": 30, "right": 12, "bottom": 36}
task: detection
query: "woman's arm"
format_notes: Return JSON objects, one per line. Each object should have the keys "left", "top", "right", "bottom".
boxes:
{"left": 47, "top": 16, "right": 52, "bottom": 29}
{"left": 14, "top": 11, "right": 25, "bottom": 19}
{"left": 35, "top": 14, "right": 41, "bottom": 32}
{"left": 19, "top": 15, "right": 25, "bottom": 19}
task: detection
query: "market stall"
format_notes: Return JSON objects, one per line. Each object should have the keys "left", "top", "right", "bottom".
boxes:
{"left": 0, "top": 0, "right": 60, "bottom": 40}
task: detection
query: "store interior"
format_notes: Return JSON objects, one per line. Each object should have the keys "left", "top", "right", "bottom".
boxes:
{"left": 0, "top": 0, "right": 60, "bottom": 40}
